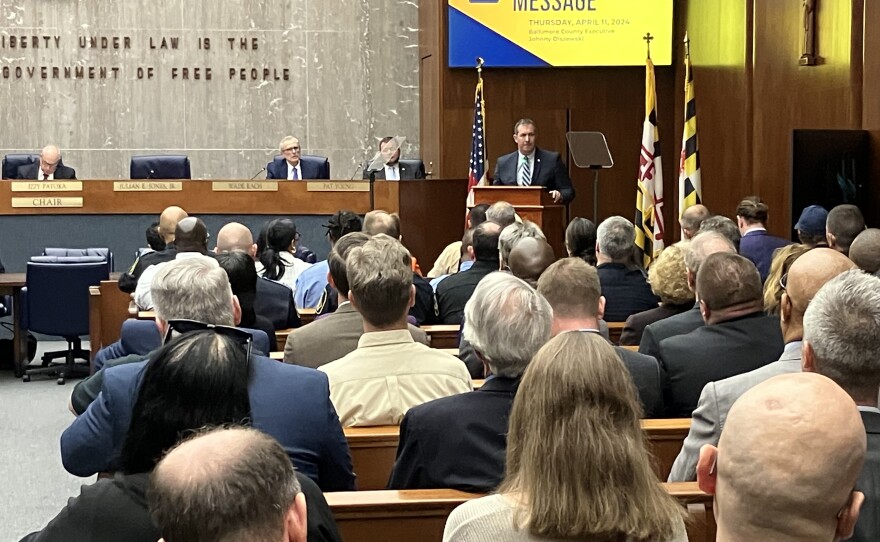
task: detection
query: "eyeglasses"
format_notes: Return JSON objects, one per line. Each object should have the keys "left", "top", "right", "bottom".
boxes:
{"left": 163, "top": 319, "right": 253, "bottom": 367}
{"left": 779, "top": 272, "right": 788, "bottom": 292}
{"left": 282, "top": 146, "right": 300, "bottom": 152}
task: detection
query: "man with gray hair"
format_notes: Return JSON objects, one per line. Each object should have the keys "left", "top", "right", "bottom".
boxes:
{"left": 639, "top": 231, "right": 736, "bottom": 359}
{"left": 320, "top": 235, "right": 471, "bottom": 427}
{"left": 498, "top": 220, "right": 546, "bottom": 269}
{"left": 389, "top": 272, "right": 552, "bottom": 492}
{"left": 698, "top": 214, "right": 741, "bottom": 251}
{"left": 679, "top": 204, "right": 710, "bottom": 240}
{"left": 595, "top": 216, "right": 659, "bottom": 322}
{"left": 61, "top": 257, "right": 356, "bottom": 491}
{"left": 486, "top": 201, "right": 517, "bottom": 228}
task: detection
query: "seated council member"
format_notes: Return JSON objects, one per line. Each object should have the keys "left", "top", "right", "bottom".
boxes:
{"left": 17, "top": 144, "right": 76, "bottom": 180}
{"left": 443, "top": 332, "right": 686, "bottom": 542}
{"left": 267, "top": 135, "right": 325, "bottom": 180}
{"left": 492, "top": 118, "right": 574, "bottom": 204}
{"left": 362, "top": 136, "right": 425, "bottom": 180}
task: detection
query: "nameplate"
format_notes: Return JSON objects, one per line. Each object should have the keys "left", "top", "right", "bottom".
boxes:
{"left": 12, "top": 197, "right": 83, "bottom": 208}
{"left": 10, "top": 181, "right": 82, "bottom": 192}
{"left": 212, "top": 181, "right": 278, "bottom": 191}
{"left": 113, "top": 181, "right": 182, "bottom": 191}
{"left": 307, "top": 181, "right": 370, "bottom": 192}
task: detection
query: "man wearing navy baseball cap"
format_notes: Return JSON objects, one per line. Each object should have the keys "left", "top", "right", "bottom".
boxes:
{"left": 795, "top": 205, "right": 829, "bottom": 248}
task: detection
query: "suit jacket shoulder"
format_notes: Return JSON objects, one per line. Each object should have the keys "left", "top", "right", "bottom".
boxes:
{"left": 614, "top": 347, "right": 663, "bottom": 417}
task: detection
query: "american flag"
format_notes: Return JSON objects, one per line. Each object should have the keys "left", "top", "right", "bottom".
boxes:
{"left": 466, "top": 78, "right": 487, "bottom": 207}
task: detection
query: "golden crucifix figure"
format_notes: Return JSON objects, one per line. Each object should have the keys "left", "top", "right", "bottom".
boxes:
{"left": 800, "top": 0, "right": 816, "bottom": 65}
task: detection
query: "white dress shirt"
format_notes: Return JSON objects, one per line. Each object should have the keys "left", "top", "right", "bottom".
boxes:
{"left": 286, "top": 161, "right": 303, "bottom": 181}
{"left": 39, "top": 170, "right": 54, "bottom": 180}
{"left": 134, "top": 252, "right": 214, "bottom": 310}
{"left": 384, "top": 163, "right": 400, "bottom": 180}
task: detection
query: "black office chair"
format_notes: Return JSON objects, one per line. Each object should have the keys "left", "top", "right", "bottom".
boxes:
{"left": 2, "top": 154, "right": 38, "bottom": 179}
{"left": 130, "top": 155, "right": 191, "bottom": 179}
{"left": 22, "top": 260, "right": 109, "bottom": 384}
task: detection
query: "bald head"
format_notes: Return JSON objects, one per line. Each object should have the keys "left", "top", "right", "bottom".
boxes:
{"left": 362, "top": 210, "right": 400, "bottom": 239}
{"left": 174, "top": 217, "right": 209, "bottom": 254}
{"left": 507, "top": 237, "right": 556, "bottom": 286}
{"left": 701, "top": 373, "right": 865, "bottom": 542}
{"left": 159, "top": 206, "right": 188, "bottom": 243}
{"left": 150, "top": 427, "right": 306, "bottom": 542}
{"left": 216, "top": 222, "right": 256, "bottom": 259}
{"left": 848, "top": 228, "right": 880, "bottom": 274}
{"left": 680, "top": 204, "right": 710, "bottom": 240}
{"left": 785, "top": 248, "right": 856, "bottom": 316}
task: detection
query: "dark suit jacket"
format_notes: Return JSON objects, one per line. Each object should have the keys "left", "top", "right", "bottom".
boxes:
{"left": 619, "top": 302, "right": 694, "bottom": 346}
{"left": 362, "top": 159, "right": 425, "bottom": 180}
{"left": 638, "top": 304, "right": 704, "bottom": 360}
{"left": 492, "top": 147, "right": 575, "bottom": 203}
{"left": 60, "top": 356, "right": 356, "bottom": 491}
{"left": 412, "top": 273, "right": 438, "bottom": 325}
{"left": 16, "top": 162, "right": 77, "bottom": 180}
{"left": 255, "top": 276, "right": 302, "bottom": 330}
{"left": 597, "top": 263, "right": 660, "bottom": 323}
{"left": 388, "top": 376, "right": 519, "bottom": 492}
{"left": 659, "top": 312, "right": 784, "bottom": 418}
{"left": 614, "top": 345, "right": 664, "bottom": 418}
{"left": 118, "top": 245, "right": 177, "bottom": 293}
{"left": 436, "top": 260, "right": 498, "bottom": 325}
{"left": 854, "top": 409, "right": 880, "bottom": 542}
{"left": 266, "top": 157, "right": 328, "bottom": 180}
{"left": 739, "top": 230, "right": 791, "bottom": 282}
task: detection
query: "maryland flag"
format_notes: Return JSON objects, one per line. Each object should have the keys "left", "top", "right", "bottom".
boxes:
{"left": 678, "top": 34, "right": 702, "bottom": 217}
{"left": 635, "top": 56, "right": 665, "bottom": 268}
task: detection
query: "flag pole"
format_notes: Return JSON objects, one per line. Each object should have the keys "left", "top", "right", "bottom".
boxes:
{"left": 476, "top": 57, "right": 486, "bottom": 171}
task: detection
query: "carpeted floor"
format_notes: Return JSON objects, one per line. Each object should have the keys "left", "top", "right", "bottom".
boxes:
{"left": 0, "top": 339, "right": 94, "bottom": 542}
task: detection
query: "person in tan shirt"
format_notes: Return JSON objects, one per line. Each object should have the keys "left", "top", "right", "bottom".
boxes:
{"left": 320, "top": 235, "right": 471, "bottom": 427}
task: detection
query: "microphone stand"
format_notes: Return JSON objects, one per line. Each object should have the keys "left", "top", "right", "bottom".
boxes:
{"left": 368, "top": 169, "right": 376, "bottom": 211}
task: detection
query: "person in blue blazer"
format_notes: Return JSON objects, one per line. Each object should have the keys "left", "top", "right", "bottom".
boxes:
{"left": 266, "top": 136, "right": 330, "bottom": 180}
{"left": 736, "top": 196, "right": 791, "bottom": 282}
{"left": 492, "top": 119, "right": 575, "bottom": 204}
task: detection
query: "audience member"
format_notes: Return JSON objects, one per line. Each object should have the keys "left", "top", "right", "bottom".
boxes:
{"left": 144, "top": 221, "right": 165, "bottom": 252}
{"left": 595, "top": 216, "right": 658, "bottom": 322}
{"left": 215, "top": 222, "right": 301, "bottom": 330}
{"left": 698, "top": 214, "right": 741, "bottom": 251}
{"left": 428, "top": 204, "right": 488, "bottom": 278}
{"left": 620, "top": 242, "right": 695, "bottom": 346}
{"left": 696, "top": 373, "right": 865, "bottom": 542}
{"left": 827, "top": 204, "right": 866, "bottom": 256}
{"left": 669, "top": 247, "right": 856, "bottom": 481}
{"left": 486, "top": 201, "right": 517, "bottom": 229}
{"left": 430, "top": 228, "right": 475, "bottom": 291}
{"left": 119, "top": 205, "right": 187, "bottom": 293}
{"left": 215, "top": 250, "right": 276, "bottom": 348}
{"left": 284, "top": 233, "right": 427, "bottom": 368}
{"left": 61, "top": 257, "right": 355, "bottom": 490}
{"left": 151, "top": 427, "right": 341, "bottom": 542}
{"left": 295, "top": 210, "right": 362, "bottom": 309}
{"left": 389, "top": 273, "right": 551, "bottom": 492}
{"left": 443, "top": 332, "right": 686, "bottom": 542}
{"left": 437, "top": 221, "right": 502, "bottom": 324}
{"left": 659, "top": 252, "right": 784, "bottom": 417}
{"left": 498, "top": 221, "right": 545, "bottom": 269}
{"left": 564, "top": 216, "right": 597, "bottom": 265}
{"left": 506, "top": 237, "right": 555, "bottom": 287}
{"left": 537, "top": 258, "right": 663, "bottom": 417}
{"left": 795, "top": 204, "right": 829, "bottom": 247}
{"left": 319, "top": 235, "right": 470, "bottom": 426}
{"left": 134, "top": 217, "right": 212, "bottom": 310}
{"left": 762, "top": 243, "right": 809, "bottom": 314}
{"left": 736, "top": 196, "right": 791, "bottom": 281}
{"left": 679, "top": 204, "right": 710, "bottom": 240}
{"left": 258, "top": 218, "right": 313, "bottom": 295}
{"left": 639, "top": 231, "right": 735, "bottom": 359}
{"left": 849, "top": 228, "right": 880, "bottom": 275}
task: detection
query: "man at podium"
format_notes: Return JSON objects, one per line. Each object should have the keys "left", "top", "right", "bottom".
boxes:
{"left": 492, "top": 119, "right": 574, "bottom": 204}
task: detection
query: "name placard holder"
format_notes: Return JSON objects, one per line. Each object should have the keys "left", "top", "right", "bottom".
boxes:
{"left": 10, "top": 181, "right": 82, "bottom": 192}
{"left": 12, "top": 197, "right": 83, "bottom": 208}
{"left": 114, "top": 181, "right": 183, "bottom": 191}
{"left": 211, "top": 181, "right": 278, "bottom": 191}
{"left": 307, "top": 181, "right": 370, "bottom": 192}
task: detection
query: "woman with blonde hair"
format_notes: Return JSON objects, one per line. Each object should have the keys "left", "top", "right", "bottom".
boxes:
{"left": 443, "top": 332, "right": 686, "bottom": 542}
{"left": 763, "top": 243, "right": 809, "bottom": 314}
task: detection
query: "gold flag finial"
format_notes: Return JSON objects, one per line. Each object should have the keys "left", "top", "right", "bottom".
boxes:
{"left": 683, "top": 32, "right": 690, "bottom": 57}
{"left": 643, "top": 33, "right": 654, "bottom": 59}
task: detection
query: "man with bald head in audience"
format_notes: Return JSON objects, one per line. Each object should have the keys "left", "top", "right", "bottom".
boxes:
{"left": 119, "top": 205, "right": 188, "bottom": 293}
{"left": 507, "top": 237, "right": 555, "bottom": 287}
{"left": 639, "top": 231, "right": 736, "bottom": 359}
{"left": 537, "top": 257, "right": 663, "bottom": 417}
{"left": 697, "top": 373, "right": 866, "bottom": 542}
{"left": 659, "top": 252, "right": 784, "bottom": 417}
{"left": 437, "top": 221, "right": 503, "bottom": 324}
{"left": 849, "top": 228, "right": 880, "bottom": 276}
{"left": 498, "top": 220, "right": 546, "bottom": 271}
{"left": 679, "top": 204, "right": 710, "bottom": 240}
{"left": 670, "top": 247, "right": 857, "bottom": 481}
{"left": 134, "top": 217, "right": 212, "bottom": 310}
{"left": 827, "top": 204, "right": 866, "bottom": 256}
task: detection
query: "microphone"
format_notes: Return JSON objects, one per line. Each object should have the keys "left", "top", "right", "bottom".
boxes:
{"left": 350, "top": 164, "right": 362, "bottom": 180}
{"left": 249, "top": 167, "right": 266, "bottom": 181}
{"left": 147, "top": 169, "right": 156, "bottom": 179}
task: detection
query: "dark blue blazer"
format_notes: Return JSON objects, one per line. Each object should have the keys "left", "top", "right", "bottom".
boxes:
{"left": 255, "top": 276, "right": 302, "bottom": 329}
{"left": 853, "top": 410, "right": 880, "bottom": 542}
{"left": 60, "top": 356, "right": 356, "bottom": 491}
{"left": 266, "top": 156, "right": 330, "bottom": 180}
{"left": 739, "top": 230, "right": 791, "bottom": 282}
{"left": 491, "top": 147, "right": 574, "bottom": 203}
{"left": 597, "top": 263, "right": 660, "bottom": 322}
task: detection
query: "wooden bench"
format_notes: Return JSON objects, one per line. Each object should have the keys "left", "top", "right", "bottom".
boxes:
{"left": 607, "top": 321, "right": 625, "bottom": 344}
{"left": 88, "top": 279, "right": 135, "bottom": 366}
{"left": 298, "top": 307, "right": 317, "bottom": 326}
{"left": 344, "top": 418, "right": 690, "bottom": 491}
{"left": 325, "top": 482, "right": 714, "bottom": 542}
{"left": 421, "top": 324, "right": 460, "bottom": 349}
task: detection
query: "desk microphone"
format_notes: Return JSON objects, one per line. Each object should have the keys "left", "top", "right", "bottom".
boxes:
{"left": 249, "top": 167, "right": 266, "bottom": 180}
{"left": 349, "top": 165, "right": 363, "bottom": 180}
{"left": 146, "top": 169, "right": 156, "bottom": 179}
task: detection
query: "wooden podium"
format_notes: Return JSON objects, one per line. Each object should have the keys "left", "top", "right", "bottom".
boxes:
{"left": 472, "top": 186, "right": 566, "bottom": 257}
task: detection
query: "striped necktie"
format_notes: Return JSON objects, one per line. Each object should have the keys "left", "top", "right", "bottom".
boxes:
{"left": 518, "top": 155, "right": 531, "bottom": 186}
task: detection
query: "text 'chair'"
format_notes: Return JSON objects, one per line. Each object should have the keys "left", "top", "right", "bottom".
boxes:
{"left": 130, "top": 155, "right": 191, "bottom": 180}
{"left": 2, "top": 154, "right": 38, "bottom": 179}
